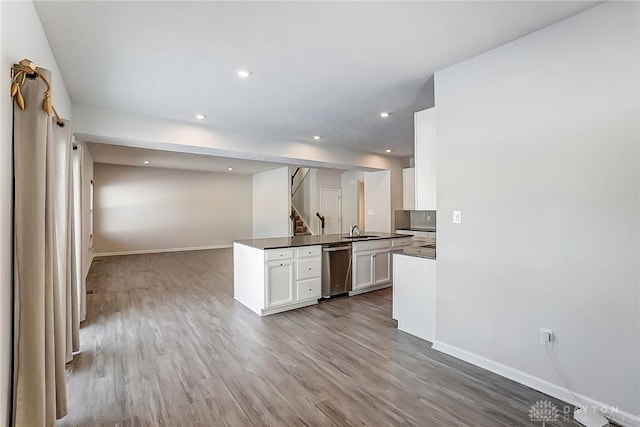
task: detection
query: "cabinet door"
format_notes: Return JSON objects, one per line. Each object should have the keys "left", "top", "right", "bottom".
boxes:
{"left": 353, "top": 251, "right": 374, "bottom": 290}
{"left": 402, "top": 168, "right": 416, "bottom": 210}
{"left": 265, "top": 260, "right": 294, "bottom": 308}
{"left": 372, "top": 250, "right": 391, "bottom": 285}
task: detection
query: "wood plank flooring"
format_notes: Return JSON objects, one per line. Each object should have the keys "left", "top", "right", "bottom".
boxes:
{"left": 58, "top": 249, "right": 580, "bottom": 427}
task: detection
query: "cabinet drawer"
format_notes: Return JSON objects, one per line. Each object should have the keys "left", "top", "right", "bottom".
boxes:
{"left": 392, "top": 238, "right": 413, "bottom": 248}
{"left": 297, "top": 278, "right": 321, "bottom": 301}
{"left": 297, "top": 258, "right": 321, "bottom": 280}
{"left": 353, "top": 239, "right": 391, "bottom": 252}
{"left": 265, "top": 249, "right": 294, "bottom": 261}
{"left": 295, "top": 246, "right": 321, "bottom": 259}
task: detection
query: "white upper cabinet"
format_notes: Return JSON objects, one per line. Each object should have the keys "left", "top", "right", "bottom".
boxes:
{"left": 414, "top": 108, "right": 436, "bottom": 210}
{"left": 402, "top": 168, "right": 415, "bottom": 210}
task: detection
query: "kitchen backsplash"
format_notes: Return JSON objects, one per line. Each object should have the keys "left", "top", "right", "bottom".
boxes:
{"left": 395, "top": 210, "right": 436, "bottom": 231}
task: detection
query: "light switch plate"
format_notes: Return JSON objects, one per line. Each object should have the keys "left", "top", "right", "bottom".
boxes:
{"left": 368, "top": 209, "right": 375, "bottom": 216}
{"left": 453, "top": 210, "right": 462, "bottom": 224}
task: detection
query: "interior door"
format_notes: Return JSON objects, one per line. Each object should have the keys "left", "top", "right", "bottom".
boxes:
{"left": 357, "top": 180, "right": 365, "bottom": 231}
{"left": 320, "top": 188, "right": 341, "bottom": 235}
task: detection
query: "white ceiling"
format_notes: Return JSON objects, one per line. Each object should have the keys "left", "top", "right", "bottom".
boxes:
{"left": 36, "top": 1, "right": 598, "bottom": 160}
{"left": 86, "top": 142, "right": 288, "bottom": 175}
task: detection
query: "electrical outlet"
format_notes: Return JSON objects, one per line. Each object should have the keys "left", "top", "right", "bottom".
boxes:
{"left": 453, "top": 210, "right": 462, "bottom": 224}
{"left": 539, "top": 328, "right": 553, "bottom": 345}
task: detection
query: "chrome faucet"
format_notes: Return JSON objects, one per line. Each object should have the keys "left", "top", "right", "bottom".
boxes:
{"left": 349, "top": 224, "right": 361, "bottom": 237}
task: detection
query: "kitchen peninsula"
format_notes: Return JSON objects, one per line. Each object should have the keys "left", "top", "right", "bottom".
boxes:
{"left": 391, "top": 245, "right": 436, "bottom": 342}
{"left": 233, "top": 233, "right": 411, "bottom": 316}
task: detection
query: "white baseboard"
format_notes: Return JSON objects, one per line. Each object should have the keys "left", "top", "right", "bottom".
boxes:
{"left": 432, "top": 341, "right": 640, "bottom": 427}
{"left": 348, "top": 283, "right": 392, "bottom": 296}
{"left": 94, "top": 244, "right": 232, "bottom": 257}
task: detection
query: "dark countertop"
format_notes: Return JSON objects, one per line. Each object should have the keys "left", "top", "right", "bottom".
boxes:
{"left": 391, "top": 246, "right": 436, "bottom": 260}
{"left": 235, "top": 232, "right": 409, "bottom": 250}
{"left": 396, "top": 227, "right": 437, "bottom": 233}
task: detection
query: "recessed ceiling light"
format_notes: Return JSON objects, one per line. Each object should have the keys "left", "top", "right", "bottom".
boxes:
{"left": 195, "top": 114, "right": 206, "bottom": 120}
{"left": 313, "top": 135, "right": 321, "bottom": 141}
{"left": 385, "top": 149, "right": 392, "bottom": 153}
{"left": 236, "top": 69, "right": 252, "bottom": 78}
{"left": 143, "top": 160, "right": 150, "bottom": 164}
{"left": 228, "top": 167, "right": 233, "bottom": 171}
{"left": 379, "top": 112, "right": 390, "bottom": 118}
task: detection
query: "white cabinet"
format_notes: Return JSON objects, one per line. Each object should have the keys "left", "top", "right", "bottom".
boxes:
{"left": 234, "top": 243, "right": 321, "bottom": 316}
{"left": 351, "top": 239, "right": 405, "bottom": 295}
{"left": 402, "top": 167, "right": 415, "bottom": 210}
{"left": 297, "top": 258, "right": 321, "bottom": 281}
{"left": 414, "top": 108, "right": 436, "bottom": 210}
{"left": 265, "top": 260, "right": 294, "bottom": 308}
{"left": 353, "top": 250, "right": 390, "bottom": 291}
{"left": 392, "top": 237, "right": 413, "bottom": 248}
{"left": 297, "top": 278, "right": 321, "bottom": 302}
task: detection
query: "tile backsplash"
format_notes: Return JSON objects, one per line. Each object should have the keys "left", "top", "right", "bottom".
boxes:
{"left": 395, "top": 210, "right": 436, "bottom": 231}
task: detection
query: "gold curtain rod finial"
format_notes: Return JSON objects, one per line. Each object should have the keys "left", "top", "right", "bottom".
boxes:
{"left": 10, "top": 59, "right": 63, "bottom": 124}
{"left": 18, "top": 59, "right": 36, "bottom": 71}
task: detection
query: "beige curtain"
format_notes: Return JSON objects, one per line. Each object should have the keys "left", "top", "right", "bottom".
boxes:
{"left": 52, "top": 117, "right": 79, "bottom": 362}
{"left": 13, "top": 65, "right": 78, "bottom": 426}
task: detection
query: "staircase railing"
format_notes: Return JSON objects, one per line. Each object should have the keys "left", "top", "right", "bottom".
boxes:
{"left": 291, "top": 167, "right": 312, "bottom": 235}
{"left": 291, "top": 167, "right": 310, "bottom": 197}
{"left": 291, "top": 205, "right": 314, "bottom": 237}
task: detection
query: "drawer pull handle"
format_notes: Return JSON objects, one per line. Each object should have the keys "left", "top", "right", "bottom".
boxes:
{"left": 308, "top": 268, "right": 312, "bottom": 270}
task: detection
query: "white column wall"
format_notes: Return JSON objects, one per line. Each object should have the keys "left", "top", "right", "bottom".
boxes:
{"left": 433, "top": 2, "right": 639, "bottom": 422}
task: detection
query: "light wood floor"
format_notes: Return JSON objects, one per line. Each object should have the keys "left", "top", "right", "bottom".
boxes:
{"left": 58, "top": 248, "right": 580, "bottom": 427}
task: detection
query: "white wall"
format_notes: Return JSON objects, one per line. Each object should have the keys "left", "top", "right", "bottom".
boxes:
{"left": 434, "top": 2, "right": 639, "bottom": 423}
{"left": 341, "top": 170, "right": 365, "bottom": 233}
{"left": 389, "top": 161, "right": 403, "bottom": 231}
{"left": 78, "top": 143, "right": 94, "bottom": 277}
{"left": 402, "top": 167, "right": 415, "bottom": 210}
{"left": 94, "top": 164, "right": 253, "bottom": 254}
{"left": 0, "top": 2, "right": 73, "bottom": 425}
{"left": 252, "top": 167, "right": 289, "bottom": 239}
{"left": 363, "top": 170, "right": 391, "bottom": 233}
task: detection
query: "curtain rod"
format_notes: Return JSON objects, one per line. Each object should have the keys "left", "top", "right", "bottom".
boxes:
{"left": 10, "top": 59, "right": 65, "bottom": 127}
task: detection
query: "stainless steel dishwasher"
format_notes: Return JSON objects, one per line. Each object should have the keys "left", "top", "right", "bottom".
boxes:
{"left": 321, "top": 243, "right": 353, "bottom": 297}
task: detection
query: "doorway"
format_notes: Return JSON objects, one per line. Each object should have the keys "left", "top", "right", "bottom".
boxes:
{"left": 357, "top": 180, "right": 365, "bottom": 232}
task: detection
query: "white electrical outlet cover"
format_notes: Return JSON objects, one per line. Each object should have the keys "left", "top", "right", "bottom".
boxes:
{"left": 539, "top": 328, "right": 553, "bottom": 345}
{"left": 574, "top": 408, "right": 609, "bottom": 427}
{"left": 453, "top": 210, "right": 462, "bottom": 224}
